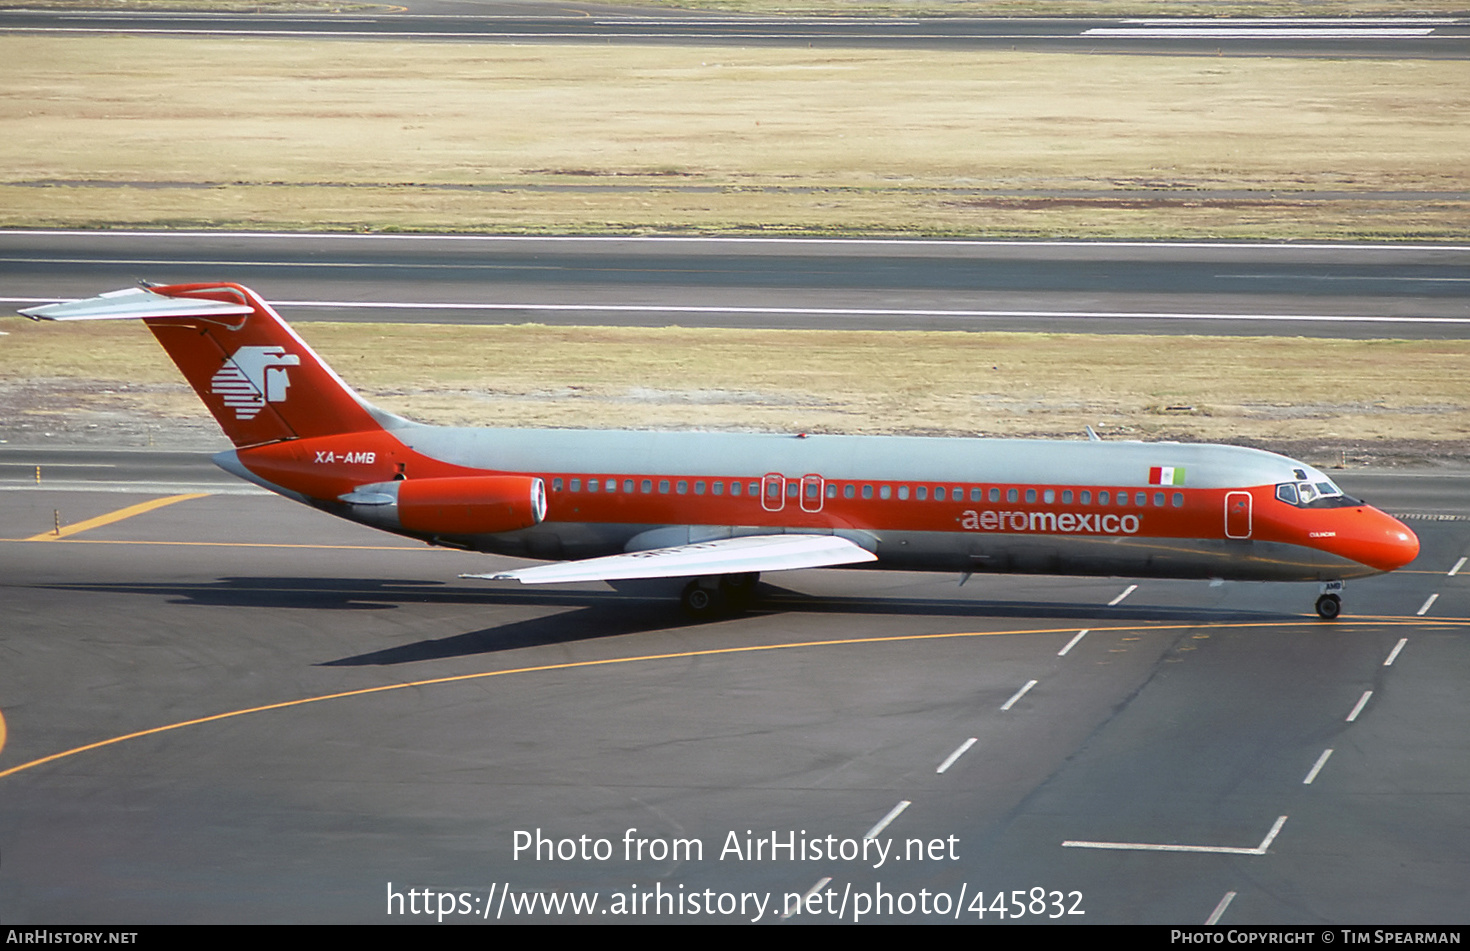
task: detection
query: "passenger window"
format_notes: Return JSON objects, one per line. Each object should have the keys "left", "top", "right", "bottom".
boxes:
{"left": 570, "top": 478, "right": 581, "bottom": 492}
{"left": 641, "top": 479, "right": 652, "bottom": 493}
{"left": 606, "top": 479, "right": 617, "bottom": 492}
{"left": 748, "top": 482, "right": 759, "bottom": 496}
{"left": 880, "top": 485, "right": 892, "bottom": 500}
{"left": 989, "top": 488, "right": 1000, "bottom": 502}
{"left": 935, "top": 486, "right": 946, "bottom": 501}
{"left": 844, "top": 484, "right": 855, "bottom": 499}
{"left": 916, "top": 486, "right": 928, "bottom": 501}
{"left": 729, "top": 481, "right": 741, "bottom": 497}
{"left": 971, "top": 488, "right": 983, "bottom": 502}
{"left": 587, "top": 479, "right": 599, "bottom": 493}
{"left": 659, "top": 479, "right": 670, "bottom": 494}
{"left": 623, "top": 479, "right": 634, "bottom": 493}
{"left": 826, "top": 484, "right": 837, "bottom": 498}
{"left": 1043, "top": 489, "right": 1055, "bottom": 503}
{"left": 1025, "top": 488, "right": 1037, "bottom": 503}
{"left": 1007, "top": 488, "right": 1018, "bottom": 502}
{"left": 862, "top": 485, "right": 874, "bottom": 499}
{"left": 897, "top": 486, "right": 909, "bottom": 500}
{"left": 1098, "top": 491, "right": 1110, "bottom": 505}
{"left": 712, "top": 481, "right": 724, "bottom": 496}
{"left": 553, "top": 477, "right": 564, "bottom": 492}
{"left": 1061, "top": 490, "right": 1073, "bottom": 504}
{"left": 694, "top": 481, "right": 704, "bottom": 495}
{"left": 1172, "top": 492, "right": 1183, "bottom": 507}
{"left": 1153, "top": 492, "right": 1164, "bottom": 507}
{"left": 676, "top": 480, "right": 688, "bottom": 494}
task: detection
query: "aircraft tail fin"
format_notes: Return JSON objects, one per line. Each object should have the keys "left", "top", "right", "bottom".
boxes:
{"left": 21, "top": 283, "right": 393, "bottom": 448}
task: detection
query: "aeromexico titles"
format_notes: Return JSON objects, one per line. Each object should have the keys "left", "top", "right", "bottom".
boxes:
{"left": 21, "top": 283, "right": 1420, "bottom": 619}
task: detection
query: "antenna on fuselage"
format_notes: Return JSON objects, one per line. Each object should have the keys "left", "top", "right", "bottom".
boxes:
{"left": 1085, "top": 426, "right": 1101, "bottom": 442}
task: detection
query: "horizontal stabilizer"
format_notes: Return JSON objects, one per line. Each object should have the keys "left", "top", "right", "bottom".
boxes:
{"left": 19, "top": 287, "right": 254, "bottom": 322}
{"left": 465, "top": 533, "right": 876, "bottom": 585}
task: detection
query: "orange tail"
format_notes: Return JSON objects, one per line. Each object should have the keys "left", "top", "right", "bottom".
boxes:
{"left": 23, "top": 283, "right": 387, "bottom": 448}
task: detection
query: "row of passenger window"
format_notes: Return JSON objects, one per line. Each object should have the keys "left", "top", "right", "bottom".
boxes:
{"left": 550, "top": 476, "right": 1185, "bottom": 508}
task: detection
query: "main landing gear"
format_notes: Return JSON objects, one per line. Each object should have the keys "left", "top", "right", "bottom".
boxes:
{"left": 1315, "top": 580, "right": 1345, "bottom": 620}
{"left": 681, "top": 572, "right": 760, "bottom": 618}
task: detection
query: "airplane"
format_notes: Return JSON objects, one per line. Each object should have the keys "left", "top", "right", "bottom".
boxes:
{"left": 20, "top": 282, "right": 1420, "bottom": 620}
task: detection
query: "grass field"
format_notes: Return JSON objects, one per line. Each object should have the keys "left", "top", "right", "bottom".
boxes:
{"left": 3, "top": 35, "right": 1466, "bottom": 239}
{"left": 3, "top": 0, "right": 1465, "bottom": 16}
{"left": 4, "top": 318, "right": 1466, "bottom": 465}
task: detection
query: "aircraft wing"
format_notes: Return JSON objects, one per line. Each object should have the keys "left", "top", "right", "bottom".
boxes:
{"left": 464, "top": 533, "right": 876, "bottom": 585}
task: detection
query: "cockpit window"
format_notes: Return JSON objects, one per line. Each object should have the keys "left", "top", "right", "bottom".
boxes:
{"left": 1277, "top": 479, "right": 1360, "bottom": 508}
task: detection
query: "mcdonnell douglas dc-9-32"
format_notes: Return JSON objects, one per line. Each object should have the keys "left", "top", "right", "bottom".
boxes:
{"left": 20, "top": 282, "right": 1419, "bottom": 619}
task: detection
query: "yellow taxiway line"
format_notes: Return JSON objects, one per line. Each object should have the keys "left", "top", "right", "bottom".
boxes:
{"left": 0, "top": 618, "right": 1458, "bottom": 782}
{"left": 24, "top": 493, "right": 210, "bottom": 541}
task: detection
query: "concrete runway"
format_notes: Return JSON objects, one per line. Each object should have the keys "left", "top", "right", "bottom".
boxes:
{"left": 2, "top": 8, "right": 1467, "bottom": 58}
{"left": 0, "top": 458, "right": 1465, "bottom": 923}
{"left": 5, "top": 231, "right": 1469, "bottom": 338}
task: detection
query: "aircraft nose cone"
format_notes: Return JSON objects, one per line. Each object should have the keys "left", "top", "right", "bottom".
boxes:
{"left": 1365, "top": 511, "right": 1420, "bottom": 572}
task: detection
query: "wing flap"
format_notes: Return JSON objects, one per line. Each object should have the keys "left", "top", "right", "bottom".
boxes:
{"left": 465, "top": 533, "right": 876, "bottom": 585}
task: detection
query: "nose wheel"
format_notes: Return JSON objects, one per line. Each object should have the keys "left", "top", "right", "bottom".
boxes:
{"left": 1315, "top": 580, "right": 1344, "bottom": 620}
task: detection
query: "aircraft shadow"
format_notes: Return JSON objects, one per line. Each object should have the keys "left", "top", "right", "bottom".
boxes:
{"left": 321, "top": 584, "right": 1302, "bottom": 666}
{"left": 36, "top": 577, "right": 1303, "bottom": 667}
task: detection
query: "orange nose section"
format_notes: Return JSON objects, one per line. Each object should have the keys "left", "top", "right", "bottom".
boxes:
{"left": 1351, "top": 509, "right": 1421, "bottom": 572}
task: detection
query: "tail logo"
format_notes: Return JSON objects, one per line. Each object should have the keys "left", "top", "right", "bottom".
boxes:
{"left": 211, "top": 346, "right": 301, "bottom": 420}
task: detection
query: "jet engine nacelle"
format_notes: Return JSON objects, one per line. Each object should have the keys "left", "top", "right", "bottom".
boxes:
{"left": 395, "top": 475, "right": 547, "bottom": 536}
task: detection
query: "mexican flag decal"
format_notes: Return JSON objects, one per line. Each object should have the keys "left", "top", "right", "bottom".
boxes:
{"left": 1149, "top": 466, "right": 1185, "bottom": 486}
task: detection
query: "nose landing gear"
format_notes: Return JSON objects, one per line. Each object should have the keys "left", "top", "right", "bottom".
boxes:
{"left": 1315, "top": 580, "right": 1344, "bottom": 619}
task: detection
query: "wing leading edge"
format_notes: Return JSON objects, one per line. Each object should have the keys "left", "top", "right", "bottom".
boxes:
{"left": 464, "top": 533, "right": 876, "bottom": 585}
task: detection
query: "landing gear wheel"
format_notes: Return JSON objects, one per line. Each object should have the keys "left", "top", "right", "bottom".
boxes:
{"left": 1315, "top": 594, "right": 1341, "bottom": 620}
{"left": 681, "top": 580, "right": 722, "bottom": 618}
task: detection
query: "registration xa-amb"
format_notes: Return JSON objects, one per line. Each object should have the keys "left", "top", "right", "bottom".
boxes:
{"left": 21, "top": 282, "right": 1419, "bottom": 619}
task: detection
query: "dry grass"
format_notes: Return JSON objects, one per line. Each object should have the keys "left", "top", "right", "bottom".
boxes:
{"left": 2, "top": 36, "right": 1466, "bottom": 238}
{"left": 4, "top": 318, "right": 1467, "bottom": 461}
{"left": 3, "top": 0, "right": 1464, "bottom": 15}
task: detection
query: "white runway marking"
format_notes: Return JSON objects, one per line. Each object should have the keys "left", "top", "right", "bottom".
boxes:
{"left": 1064, "top": 816, "right": 1287, "bottom": 855}
{"left": 1058, "top": 629, "right": 1089, "bottom": 656}
{"left": 1449, "top": 556, "right": 1467, "bottom": 577}
{"left": 1206, "top": 891, "right": 1238, "bottom": 925}
{"left": 864, "top": 801, "right": 911, "bottom": 841}
{"left": 11, "top": 296, "right": 1469, "bottom": 326}
{"left": 1108, "top": 584, "right": 1138, "bottom": 606}
{"left": 1384, "top": 638, "right": 1408, "bottom": 666}
{"left": 1086, "top": 27, "right": 1436, "bottom": 36}
{"left": 1000, "top": 680, "right": 1038, "bottom": 711}
{"left": 1416, "top": 593, "right": 1439, "bottom": 616}
{"left": 1303, "top": 748, "right": 1333, "bottom": 785}
{"left": 16, "top": 294, "right": 1467, "bottom": 327}
{"left": 1346, "top": 690, "right": 1373, "bottom": 722}
{"left": 936, "top": 737, "right": 978, "bottom": 774}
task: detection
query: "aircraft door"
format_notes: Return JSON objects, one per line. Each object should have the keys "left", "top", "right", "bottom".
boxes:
{"left": 761, "top": 472, "right": 786, "bottom": 512}
{"left": 800, "top": 473, "right": 825, "bottom": 513}
{"left": 1225, "top": 491, "right": 1253, "bottom": 539}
